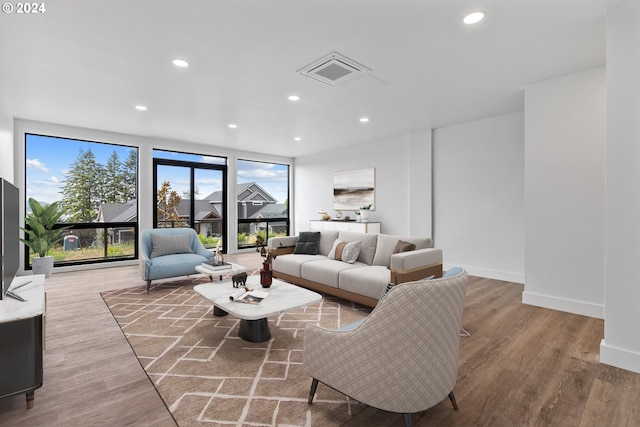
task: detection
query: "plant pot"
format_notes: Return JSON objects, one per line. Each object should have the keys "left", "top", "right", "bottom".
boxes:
{"left": 359, "top": 210, "right": 369, "bottom": 222}
{"left": 32, "top": 256, "right": 54, "bottom": 278}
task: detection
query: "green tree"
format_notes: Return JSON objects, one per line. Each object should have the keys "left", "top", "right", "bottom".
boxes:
{"left": 102, "top": 150, "right": 123, "bottom": 203}
{"left": 121, "top": 149, "right": 137, "bottom": 202}
{"left": 60, "top": 148, "right": 103, "bottom": 222}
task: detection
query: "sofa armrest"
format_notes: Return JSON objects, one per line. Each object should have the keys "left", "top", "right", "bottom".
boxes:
{"left": 389, "top": 248, "right": 443, "bottom": 283}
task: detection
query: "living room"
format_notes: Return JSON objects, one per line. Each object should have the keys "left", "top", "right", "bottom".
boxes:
{"left": 1, "top": 1, "right": 640, "bottom": 425}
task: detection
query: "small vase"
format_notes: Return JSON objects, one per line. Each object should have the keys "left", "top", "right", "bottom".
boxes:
{"left": 260, "top": 261, "right": 272, "bottom": 287}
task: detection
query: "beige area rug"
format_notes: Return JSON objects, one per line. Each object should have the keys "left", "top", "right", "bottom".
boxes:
{"left": 101, "top": 275, "right": 391, "bottom": 426}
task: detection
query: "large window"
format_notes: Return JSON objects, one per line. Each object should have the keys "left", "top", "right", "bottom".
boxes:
{"left": 24, "top": 134, "right": 138, "bottom": 268}
{"left": 237, "top": 159, "right": 289, "bottom": 249}
{"left": 153, "top": 150, "right": 227, "bottom": 251}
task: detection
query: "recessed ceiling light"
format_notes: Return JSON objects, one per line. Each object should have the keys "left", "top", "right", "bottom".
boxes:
{"left": 172, "top": 58, "right": 189, "bottom": 67}
{"left": 294, "top": 137, "right": 302, "bottom": 141}
{"left": 135, "top": 105, "right": 147, "bottom": 111}
{"left": 463, "top": 11, "right": 484, "bottom": 24}
{"left": 228, "top": 123, "right": 238, "bottom": 129}
{"left": 288, "top": 95, "right": 300, "bottom": 101}
{"left": 360, "top": 117, "right": 370, "bottom": 123}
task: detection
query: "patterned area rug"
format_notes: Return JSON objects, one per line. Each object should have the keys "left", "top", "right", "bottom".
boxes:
{"left": 101, "top": 276, "right": 382, "bottom": 426}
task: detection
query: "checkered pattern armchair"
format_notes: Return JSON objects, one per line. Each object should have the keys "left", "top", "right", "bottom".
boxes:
{"left": 304, "top": 269, "right": 468, "bottom": 427}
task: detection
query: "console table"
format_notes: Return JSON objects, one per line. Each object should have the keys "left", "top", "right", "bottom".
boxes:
{"left": 0, "top": 275, "right": 45, "bottom": 408}
{"left": 310, "top": 220, "right": 381, "bottom": 234}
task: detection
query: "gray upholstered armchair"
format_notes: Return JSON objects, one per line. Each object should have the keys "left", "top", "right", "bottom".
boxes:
{"left": 304, "top": 269, "right": 468, "bottom": 427}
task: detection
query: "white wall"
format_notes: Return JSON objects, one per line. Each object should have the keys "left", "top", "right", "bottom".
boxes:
{"left": 432, "top": 112, "right": 525, "bottom": 283}
{"left": 523, "top": 67, "right": 606, "bottom": 319}
{"left": 601, "top": 0, "right": 640, "bottom": 374}
{"left": 294, "top": 131, "right": 432, "bottom": 237}
{"left": 0, "top": 97, "right": 14, "bottom": 181}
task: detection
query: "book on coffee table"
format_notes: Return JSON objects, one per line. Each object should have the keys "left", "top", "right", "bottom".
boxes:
{"left": 200, "top": 261, "right": 232, "bottom": 271}
{"left": 229, "top": 288, "right": 269, "bottom": 304}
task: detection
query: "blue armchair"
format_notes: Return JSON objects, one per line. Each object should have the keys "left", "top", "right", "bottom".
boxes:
{"left": 141, "top": 228, "right": 213, "bottom": 292}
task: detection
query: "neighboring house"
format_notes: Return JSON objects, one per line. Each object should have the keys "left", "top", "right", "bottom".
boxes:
{"left": 205, "top": 182, "right": 280, "bottom": 220}
{"left": 97, "top": 182, "right": 287, "bottom": 239}
{"left": 204, "top": 182, "right": 286, "bottom": 237}
{"left": 96, "top": 200, "right": 137, "bottom": 244}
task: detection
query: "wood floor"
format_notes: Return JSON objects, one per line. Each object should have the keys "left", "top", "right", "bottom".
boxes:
{"left": 1, "top": 252, "right": 639, "bottom": 427}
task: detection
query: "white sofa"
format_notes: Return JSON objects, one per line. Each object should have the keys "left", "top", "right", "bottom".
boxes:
{"left": 269, "top": 230, "right": 443, "bottom": 307}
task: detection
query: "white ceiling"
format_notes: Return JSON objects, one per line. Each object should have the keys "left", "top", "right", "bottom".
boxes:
{"left": 0, "top": 0, "right": 615, "bottom": 158}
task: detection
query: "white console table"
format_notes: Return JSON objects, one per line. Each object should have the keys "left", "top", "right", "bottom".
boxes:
{"left": 310, "top": 220, "right": 381, "bottom": 234}
{"left": 0, "top": 275, "right": 45, "bottom": 408}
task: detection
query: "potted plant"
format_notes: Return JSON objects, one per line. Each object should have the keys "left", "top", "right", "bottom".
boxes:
{"left": 20, "top": 197, "right": 70, "bottom": 277}
{"left": 358, "top": 204, "right": 372, "bottom": 222}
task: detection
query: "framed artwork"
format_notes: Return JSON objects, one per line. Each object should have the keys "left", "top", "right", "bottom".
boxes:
{"left": 333, "top": 168, "right": 375, "bottom": 210}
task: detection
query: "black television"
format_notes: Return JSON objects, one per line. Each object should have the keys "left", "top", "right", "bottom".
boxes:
{"left": 1, "top": 177, "right": 20, "bottom": 300}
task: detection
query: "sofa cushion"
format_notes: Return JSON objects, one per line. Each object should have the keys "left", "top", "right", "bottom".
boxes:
{"left": 150, "top": 233, "right": 193, "bottom": 258}
{"left": 293, "top": 231, "right": 321, "bottom": 255}
{"left": 272, "top": 254, "right": 327, "bottom": 278}
{"left": 146, "top": 252, "right": 208, "bottom": 280}
{"left": 339, "top": 266, "right": 391, "bottom": 300}
{"left": 337, "top": 231, "right": 378, "bottom": 265}
{"left": 318, "top": 231, "right": 339, "bottom": 256}
{"left": 372, "top": 234, "right": 432, "bottom": 267}
{"left": 328, "top": 240, "right": 361, "bottom": 263}
{"left": 302, "top": 259, "right": 366, "bottom": 288}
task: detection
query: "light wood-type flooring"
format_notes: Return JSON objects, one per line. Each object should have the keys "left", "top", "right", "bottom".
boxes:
{"left": 1, "top": 251, "right": 639, "bottom": 426}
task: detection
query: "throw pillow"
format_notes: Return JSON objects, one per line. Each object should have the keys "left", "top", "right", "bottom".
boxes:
{"left": 328, "top": 239, "right": 361, "bottom": 263}
{"left": 379, "top": 282, "right": 395, "bottom": 300}
{"left": 293, "top": 231, "right": 321, "bottom": 255}
{"left": 394, "top": 239, "right": 416, "bottom": 254}
{"left": 386, "top": 239, "right": 417, "bottom": 268}
{"left": 150, "top": 233, "right": 193, "bottom": 258}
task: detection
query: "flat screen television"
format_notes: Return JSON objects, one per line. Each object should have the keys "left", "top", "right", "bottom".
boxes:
{"left": 1, "top": 178, "right": 20, "bottom": 300}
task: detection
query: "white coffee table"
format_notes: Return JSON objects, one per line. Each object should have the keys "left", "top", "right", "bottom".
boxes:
{"left": 195, "top": 262, "right": 246, "bottom": 282}
{"left": 194, "top": 275, "right": 322, "bottom": 342}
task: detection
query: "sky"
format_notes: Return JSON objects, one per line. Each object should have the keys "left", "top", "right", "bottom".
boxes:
{"left": 25, "top": 134, "right": 289, "bottom": 205}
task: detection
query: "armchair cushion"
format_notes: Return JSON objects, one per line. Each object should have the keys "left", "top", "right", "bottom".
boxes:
{"left": 149, "top": 232, "right": 193, "bottom": 258}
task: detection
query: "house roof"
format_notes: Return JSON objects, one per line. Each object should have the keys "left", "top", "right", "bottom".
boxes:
{"left": 204, "top": 182, "right": 277, "bottom": 204}
{"left": 98, "top": 201, "right": 137, "bottom": 222}
{"left": 249, "top": 203, "right": 288, "bottom": 219}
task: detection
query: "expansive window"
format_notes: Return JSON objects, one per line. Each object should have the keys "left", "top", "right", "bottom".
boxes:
{"left": 153, "top": 150, "right": 227, "bottom": 251}
{"left": 24, "top": 134, "right": 138, "bottom": 269}
{"left": 237, "top": 159, "right": 289, "bottom": 249}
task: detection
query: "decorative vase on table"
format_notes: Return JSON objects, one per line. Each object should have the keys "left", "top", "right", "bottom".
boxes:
{"left": 260, "top": 261, "right": 272, "bottom": 288}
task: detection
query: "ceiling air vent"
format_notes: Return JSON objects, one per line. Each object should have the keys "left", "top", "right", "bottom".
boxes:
{"left": 298, "top": 52, "right": 371, "bottom": 86}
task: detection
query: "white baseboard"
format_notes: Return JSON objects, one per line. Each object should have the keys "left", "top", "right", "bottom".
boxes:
{"left": 443, "top": 263, "right": 524, "bottom": 284}
{"left": 600, "top": 339, "right": 640, "bottom": 374}
{"left": 522, "top": 291, "right": 604, "bottom": 319}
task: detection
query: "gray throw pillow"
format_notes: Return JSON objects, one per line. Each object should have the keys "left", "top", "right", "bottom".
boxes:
{"left": 150, "top": 233, "right": 193, "bottom": 258}
{"left": 293, "top": 231, "right": 321, "bottom": 255}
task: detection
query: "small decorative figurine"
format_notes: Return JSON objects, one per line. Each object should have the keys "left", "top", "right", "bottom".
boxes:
{"left": 232, "top": 272, "right": 247, "bottom": 288}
